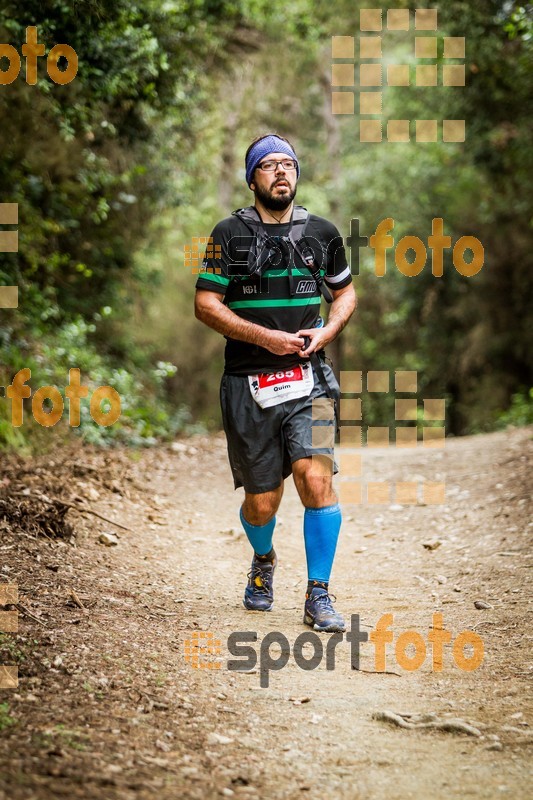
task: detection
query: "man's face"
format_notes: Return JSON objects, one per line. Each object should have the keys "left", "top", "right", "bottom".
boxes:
{"left": 250, "top": 151, "right": 298, "bottom": 211}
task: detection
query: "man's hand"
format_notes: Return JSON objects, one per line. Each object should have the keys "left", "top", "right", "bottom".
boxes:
{"left": 269, "top": 281, "right": 358, "bottom": 360}
{"left": 296, "top": 326, "right": 334, "bottom": 358}
{"left": 264, "top": 329, "right": 306, "bottom": 356}
{"left": 297, "top": 284, "right": 357, "bottom": 357}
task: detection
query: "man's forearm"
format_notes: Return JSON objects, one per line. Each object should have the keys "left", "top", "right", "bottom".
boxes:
{"left": 323, "top": 287, "right": 357, "bottom": 340}
{"left": 196, "top": 298, "right": 271, "bottom": 348}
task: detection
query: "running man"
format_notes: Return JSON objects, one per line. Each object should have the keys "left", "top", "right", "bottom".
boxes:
{"left": 194, "top": 133, "right": 356, "bottom": 631}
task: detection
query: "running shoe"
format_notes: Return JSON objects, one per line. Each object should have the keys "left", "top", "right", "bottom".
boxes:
{"left": 303, "top": 586, "right": 346, "bottom": 632}
{"left": 243, "top": 552, "right": 277, "bottom": 611}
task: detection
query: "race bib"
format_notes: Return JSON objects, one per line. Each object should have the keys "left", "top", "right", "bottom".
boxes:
{"left": 248, "top": 364, "right": 314, "bottom": 409}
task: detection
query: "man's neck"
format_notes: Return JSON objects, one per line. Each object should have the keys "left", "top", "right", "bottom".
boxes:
{"left": 254, "top": 199, "right": 294, "bottom": 225}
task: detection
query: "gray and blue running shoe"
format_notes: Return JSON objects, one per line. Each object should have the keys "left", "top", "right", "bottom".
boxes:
{"left": 243, "top": 553, "right": 277, "bottom": 611}
{"left": 304, "top": 586, "right": 346, "bottom": 632}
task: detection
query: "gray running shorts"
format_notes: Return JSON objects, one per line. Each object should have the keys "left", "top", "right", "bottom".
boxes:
{"left": 220, "top": 362, "right": 340, "bottom": 494}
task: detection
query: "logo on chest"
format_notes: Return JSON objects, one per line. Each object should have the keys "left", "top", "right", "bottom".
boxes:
{"left": 295, "top": 279, "right": 316, "bottom": 294}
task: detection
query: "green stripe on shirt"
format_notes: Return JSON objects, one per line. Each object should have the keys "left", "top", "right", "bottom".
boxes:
{"left": 262, "top": 267, "right": 312, "bottom": 278}
{"left": 228, "top": 297, "right": 322, "bottom": 309}
{"left": 196, "top": 271, "right": 230, "bottom": 287}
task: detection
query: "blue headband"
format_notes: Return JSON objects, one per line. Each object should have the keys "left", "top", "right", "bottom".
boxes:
{"left": 245, "top": 135, "right": 300, "bottom": 186}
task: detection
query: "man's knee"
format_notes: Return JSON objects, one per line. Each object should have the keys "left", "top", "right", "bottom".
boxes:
{"left": 292, "top": 458, "right": 337, "bottom": 507}
{"left": 243, "top": 486, "right": 283, "bottom": 525}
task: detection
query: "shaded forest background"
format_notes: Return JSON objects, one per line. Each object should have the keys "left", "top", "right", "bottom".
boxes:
{"left": 0, "top": 0, "right": 531, "bottom": 449}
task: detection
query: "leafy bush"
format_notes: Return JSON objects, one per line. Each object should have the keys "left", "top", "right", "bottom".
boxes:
{"left": 0, "top": 314, "right": 197, "bottom": 449}
{"left": 0, "top": 703, "right": 15, "bottom": 732}
{"left": 497, "top": 388, "right": 533, "bottom": 429}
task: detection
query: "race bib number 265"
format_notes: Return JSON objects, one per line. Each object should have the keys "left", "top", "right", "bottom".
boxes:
{"left": 248, "top": 364, "right": 314, "bottom": 409}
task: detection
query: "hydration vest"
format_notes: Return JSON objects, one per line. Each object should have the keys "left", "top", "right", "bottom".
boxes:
{"left": 231, "top": 205, "right": 333, "bottom": 303}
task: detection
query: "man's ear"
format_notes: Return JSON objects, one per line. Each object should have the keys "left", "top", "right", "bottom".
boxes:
{"left": 249, "top": 182, "right": 255, "bottom": 191}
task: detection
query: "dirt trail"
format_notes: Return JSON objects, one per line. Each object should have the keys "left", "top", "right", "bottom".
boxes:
{"left": 0, "top": 427, "right": 531, "bottom": 799}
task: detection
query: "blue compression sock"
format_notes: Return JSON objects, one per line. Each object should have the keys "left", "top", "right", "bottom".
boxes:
{"left": 239, "top": 507, "right": 276, "bottom": 557}
{"left": 303, "top": 504, "right": 342, "bottom": 583}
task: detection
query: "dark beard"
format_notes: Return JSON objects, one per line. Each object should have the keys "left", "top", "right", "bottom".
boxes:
{"left": 254, "top": 181, "right": 297, "bottom": 211}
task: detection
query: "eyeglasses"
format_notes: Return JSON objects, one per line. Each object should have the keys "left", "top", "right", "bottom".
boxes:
{"left": 257, "top": 159, "right": 297, "bottom": 172}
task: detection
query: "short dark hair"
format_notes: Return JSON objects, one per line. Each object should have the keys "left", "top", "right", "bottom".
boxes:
{"left": 245, "top": 133, "right": 296, "bottom": 163}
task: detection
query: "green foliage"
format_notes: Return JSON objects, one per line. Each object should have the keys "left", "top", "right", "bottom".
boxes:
{"left": 0, "top": 703, "right": 15, "bottom": 732}
{"left": 0, "top": 316, "right": 193, "bottom": 448}
{"left": 0, "top": 402, "right": 27, "bottom": 451}
{"left": 497, "top": 388, "right": 533, "bottom": 429}
{"left": 0, "top": 0, "right": 276, "bottom": 447}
